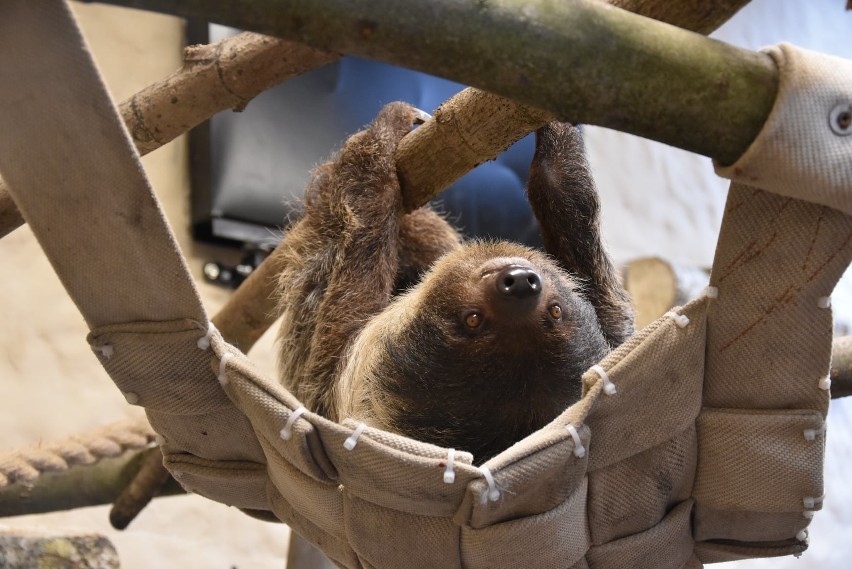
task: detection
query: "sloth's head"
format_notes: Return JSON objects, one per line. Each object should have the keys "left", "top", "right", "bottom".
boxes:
{"left": 338, "top": 241, "right": 609, "bottom": 463}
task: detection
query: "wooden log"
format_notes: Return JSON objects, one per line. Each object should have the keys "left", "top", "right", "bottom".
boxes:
{"left": 623, "top": 257, "right": 710, "bottom": 329}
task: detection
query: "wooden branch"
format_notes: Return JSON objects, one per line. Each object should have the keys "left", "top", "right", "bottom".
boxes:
{"left": 85, "top": 0, "right": 776, "bottom": 210}
{"left": 399, "top": 0, "right": 753, "bottom": 207}
{"left": 0, "top": 449, "right": 182, "bottom": 518}
{"left": 6, "top": 0, "right": 757, "bottom": 227}
{"left": 0, "top": 31, "right": 339, "bottom": 239}
{"left": 122, "top": 31, "right": 339, "bottom": 154}
{"left": 831, "top": 336, "right": 852, "bottom": 399}
{"left": 108, "top": 445, "right": 173, "bottom": 529}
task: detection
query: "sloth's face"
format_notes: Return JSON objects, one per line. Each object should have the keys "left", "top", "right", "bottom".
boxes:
{"left": 362, "top": 241, "right": 609, "bottom": 462}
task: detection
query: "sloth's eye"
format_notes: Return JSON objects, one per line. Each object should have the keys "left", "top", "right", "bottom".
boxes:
{"left": 548, "top": 304, "right": 563, "bottom": 320}
{"left": 464, "top": 312, "right": 483, "bottom": 329}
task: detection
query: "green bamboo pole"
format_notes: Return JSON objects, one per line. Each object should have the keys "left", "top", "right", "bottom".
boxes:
{"left": 84, "top": 0, "right": 777, "bottom": 170}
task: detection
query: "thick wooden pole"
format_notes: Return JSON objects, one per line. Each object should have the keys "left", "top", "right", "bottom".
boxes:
{"left": 84, "top": 0, "right": 776, "bottom": 182}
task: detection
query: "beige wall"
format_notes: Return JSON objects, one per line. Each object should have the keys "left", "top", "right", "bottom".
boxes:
{"left": 0, "top": 4, "right": 287, "bottom": 568}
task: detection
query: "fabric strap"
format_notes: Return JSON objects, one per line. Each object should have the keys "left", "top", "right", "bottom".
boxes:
{"left": 0, "top": 0, "right": 206, "bottom": 329}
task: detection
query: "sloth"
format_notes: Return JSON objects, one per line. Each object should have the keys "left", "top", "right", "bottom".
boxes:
{"left": 275, "top": 102, "right": 633, "bottom": 463}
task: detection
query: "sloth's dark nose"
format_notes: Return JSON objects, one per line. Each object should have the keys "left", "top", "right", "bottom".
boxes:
{"left": 496, "top": 267, "right": 542, "bottom": 299}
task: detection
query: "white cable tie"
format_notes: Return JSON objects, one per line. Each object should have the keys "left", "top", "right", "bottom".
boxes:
{"left": 818, "top": 375, "right": 832, "bottom": 390}
{"left": 817, "top": 296, "right": 831, "bottom": 309}
{"left": 343, "top": 423, "right": 367, "bottom": 450}
{"left": 803, "top": 510, "right": 815, "bottom": 519}
{"left": 591, "top": 365, "right": 616, "bottom": 395}
{"left": 803, "top": 495, "right": 825, "bottom": 510}
{"left": 803, "top": 422, "right": 826, "bottom": 441}
{"left": 703, "top": 286, "right": 719, "bottom": 299}
{"left": 443, "top": 448, "right": 457, "bottom": 484}
{"left": 94, "top": 344, "right": 114, "bottom": 359}
{"left": 664, "top": 310, "right": 690, "bottom": 328}
{"left": 197, "top": 322, "right": 217, "bottom": 350}
{"left": 280, "top": 406, "right": 308, "bottom": 441}
{"left": 565, "top": 424, "right": 586, "bottom": 458}
{"left": 218, "top": 352, "right": 235, "bottom": 386}
{"left": 796, "top": 529, "right": 809, "bottom": 542}
{"left": 479, "top": 466, "right": 500, "bottom": 502}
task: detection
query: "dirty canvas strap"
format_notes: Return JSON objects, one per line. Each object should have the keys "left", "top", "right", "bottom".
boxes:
{"left": 0, "top": 0, "right": 206, "bottom": 328}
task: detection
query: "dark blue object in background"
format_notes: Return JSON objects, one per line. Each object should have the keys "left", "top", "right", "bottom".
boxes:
{"left": 198, "top": 55, "right": 540, "bottom": 248}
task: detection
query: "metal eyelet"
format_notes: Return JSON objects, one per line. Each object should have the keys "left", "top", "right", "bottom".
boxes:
{"left": 829, "top": 103, "right": 852, "bottom": 136}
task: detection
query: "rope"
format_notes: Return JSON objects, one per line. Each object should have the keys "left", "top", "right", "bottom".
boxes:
{"left": 0, "top": 419, "right": 155, "bottom": 488}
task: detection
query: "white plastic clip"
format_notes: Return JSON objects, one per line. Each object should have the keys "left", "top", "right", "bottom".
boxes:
{"left": 703, "top": 286, "right": 719, "bottom": 299}
{"left": 818, "top": 375, "right": 832, "bottom": 390}
{"left": 565, "top": 424, "right": 586, "bottom": 458}
{"left": 803, "top": 422, "right": 826, "bottom": 441}
{"left": 123, "top": 391, "right": 140, "bottom": 405}
{"left": 796, "top": 529, "right": 809, "bottom": 542}
{"left": 280, "top": 406, "right": 308, "bottom": 441}
{"left": 591, "top": 365, "right": 616, "bottom": 395}
{"left": 217, "top": 352, "right": 235, "bottom": 386}
{"left": 343, "top": 423, "right": 367, "bottom": 450}
{"left": 94, "top": 344, "right": 114, "bottom": 359}
{"left": 817, "top": 296, "right": 831, "bottom": 309}
{"left": 803, "top": 495, "right": 825, "bottom": 510}
{"left": 197, "top": 322, "right": 217, "bottom": 350}
{"left": 479, "top": 466, "right": 500, "bottom": 502}
{"left": 443, "top": 448, "right": 456, "bottom": 484}
{"left": 803, "top": 510, "right": 815, "bottom": 519}
{"left": 154, "top": 434, "right": 166, "bottom": 447}
{"left": 664, "top": 310, "right": 690, "bottom": 328}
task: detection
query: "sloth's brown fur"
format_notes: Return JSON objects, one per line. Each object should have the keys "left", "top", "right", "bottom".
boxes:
{"left": 276, "top": 102, "right": 633, "bottom": 463}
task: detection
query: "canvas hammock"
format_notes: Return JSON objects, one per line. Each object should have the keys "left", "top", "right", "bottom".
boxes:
{"left": 1, "top": 1, "right": 851, "bottom": 568}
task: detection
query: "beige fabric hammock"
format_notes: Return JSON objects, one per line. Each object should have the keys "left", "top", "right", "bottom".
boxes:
{"left": 1, "top": 2, "right": 851, "bottom": 567}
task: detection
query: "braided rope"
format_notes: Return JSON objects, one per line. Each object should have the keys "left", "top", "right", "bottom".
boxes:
{"left": 0, "top": 419, "right": 155, "bottom": 487}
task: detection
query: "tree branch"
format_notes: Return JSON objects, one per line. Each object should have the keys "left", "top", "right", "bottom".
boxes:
{"left": 83, "top": 0, "right": 776, "bottom": 206}
{"left": 831, "top": 336, "right": 852, "bottom": 399}
{"left": 0, "top": 449, "right": 183, "bottom": 518}
{"left": 0, "top": 31, "right": 339, "bottom": 239}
